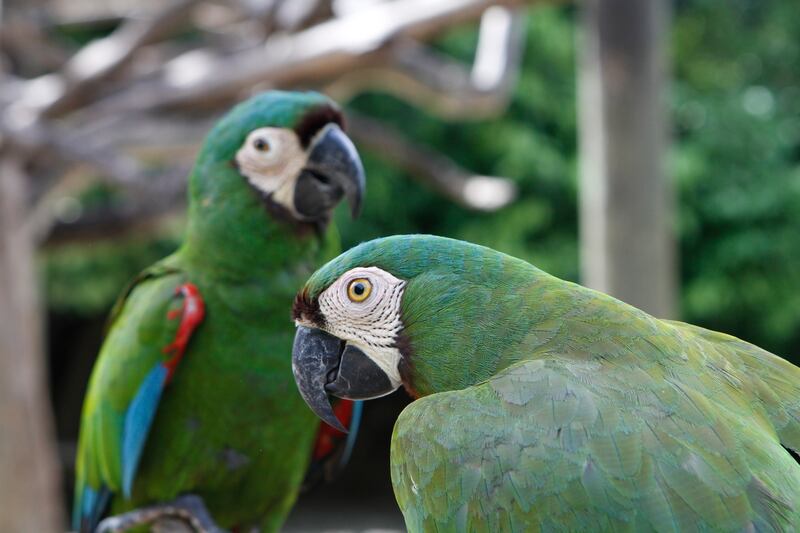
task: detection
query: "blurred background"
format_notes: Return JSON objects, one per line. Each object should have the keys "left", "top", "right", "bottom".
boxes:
{"left": 1, "top": 0, "right": 799, "bottom": 531}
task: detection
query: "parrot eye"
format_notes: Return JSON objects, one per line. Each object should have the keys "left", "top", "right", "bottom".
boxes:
{"left": 347, "top": 278, "right": 372, "bottom": 303}
{"left": 253, "top": 137, "right": 270, "bottom": 152}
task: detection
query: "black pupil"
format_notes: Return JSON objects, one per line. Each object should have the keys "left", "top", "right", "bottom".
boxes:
{"left": 254, "top": 138, "right": 267, "bottom": 150}
{"left": 353, "top": 283, "right": 365, "bottom": 296}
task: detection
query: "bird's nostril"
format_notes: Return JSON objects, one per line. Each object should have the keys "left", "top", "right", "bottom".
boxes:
{"left": 310, "top": 170, "right": 331, "bottom": 185}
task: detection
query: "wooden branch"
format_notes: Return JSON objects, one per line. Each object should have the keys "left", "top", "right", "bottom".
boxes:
{"left": 0, "top": 117, "right": 191, "bottom": 243}
{"left": 2, "top": 121, "right": 145, "bottom": 187}
{"left": 0, "top": 73, "right": 25, "bottom": 108}
{"left": 0, "top": 17, "right": 69, "bottom": 76}
{"left": 87, "top": 0, "right": 530, "bottom": 115}
{"left": 26, "top": 0, "right": 199, "bottom": 118}
{"left": 29, "top": 105, "right": 518, "bottom": 246}
{"left": 274, "top": 0, "right": 334, "bottom": 32}
{"left": 347, "top": 112, "right": 516, "bottom": 211}
{"left": 328, "top": 7, "right": 525, "bottom": 118}
{"left": 63, "top": 110, "right": 517, "bottom": 213}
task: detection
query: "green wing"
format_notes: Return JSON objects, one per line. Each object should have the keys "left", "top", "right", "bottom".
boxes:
{"left": 391, "top": 353, "right": 800, "bottom": 532}
{"left": 664, "top": 320, "right": 800, "bottom": 456}
{"left": 73, "top": 261, "right": 186, "bottom": 530}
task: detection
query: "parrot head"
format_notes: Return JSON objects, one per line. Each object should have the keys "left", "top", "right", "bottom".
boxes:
{"left": 291, "top": 234, "right": 539, "bottom": 431}
{"left": 186, "top": 91, "right": 365, "bottom": 247}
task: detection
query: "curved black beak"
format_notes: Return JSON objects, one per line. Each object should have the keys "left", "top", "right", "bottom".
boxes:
{"left": 294, "top": 123, "right": 366, "bottom": 220}
{"left": 292, "top": 326, "right": 395, "bottom": 431}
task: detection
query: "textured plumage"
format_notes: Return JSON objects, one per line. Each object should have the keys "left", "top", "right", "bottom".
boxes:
{"left": 74, "top": 91, "right": 365, "bottom": 532}
{"left": 293, "top": 234, "right": 800, "bottom": 531}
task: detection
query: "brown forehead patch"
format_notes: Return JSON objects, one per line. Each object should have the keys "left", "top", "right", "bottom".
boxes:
{"left": 294, "top": 104, "right": 345, "bottom": 148}
{"left": 292, "top": 288, "right": 326, "bottom": 327}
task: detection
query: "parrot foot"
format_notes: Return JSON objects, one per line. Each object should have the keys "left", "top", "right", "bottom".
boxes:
{"left": 94, "top": 495, "right": 226, "bottom": 533}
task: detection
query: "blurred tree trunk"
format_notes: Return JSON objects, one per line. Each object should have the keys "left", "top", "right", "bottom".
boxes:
{"left": 577, "top": 0, "right": 676, "bottom": 318}
{"left": 0, "top": 156, "right": 64, "bottom": 532}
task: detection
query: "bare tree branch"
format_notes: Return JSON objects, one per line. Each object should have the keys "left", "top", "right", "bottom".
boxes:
{"left": 18, "top": 0, "right": 200, "bottom": 118}
{"left": 87, "top": 0, "right": 530, "bottom": 115}
{"left": 2, "top": 0, "right": 534, "bottom": 242}
{"left": 2, "top": 120, "right": 145, "bottom": 186}
{"left": 0, "top": 117, "right": 188, "bottom": 242}
{"left": 328, "top": 7, "right": 525, "bottom": 118}
{"left": 274, "top": 0, "right": 334, "bottom": 32}
{"left": 347, "top": 112, "right": 517, "bottom": 211}
{"left": 0, "top": 16, "right": 69, "bottom": 75}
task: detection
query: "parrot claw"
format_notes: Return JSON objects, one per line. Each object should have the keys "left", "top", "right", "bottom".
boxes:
{"left": 94, "top": 494, "right": 227, "bottom": 533}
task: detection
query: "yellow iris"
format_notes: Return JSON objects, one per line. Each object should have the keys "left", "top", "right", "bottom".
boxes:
{"left": 347, "top": 278, "right": 372, "bottom": 302}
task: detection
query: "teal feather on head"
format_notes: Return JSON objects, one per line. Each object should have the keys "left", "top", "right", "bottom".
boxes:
{"left": 304, "top": 234, "right": 539, "bottom": 297}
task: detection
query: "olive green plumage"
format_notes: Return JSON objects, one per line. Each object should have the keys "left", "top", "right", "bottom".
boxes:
{"left": 74, "top": 91, "right": 356, "bottom": 531}
{"left": 304, "top": 234, "right": 800, "bottom": 531}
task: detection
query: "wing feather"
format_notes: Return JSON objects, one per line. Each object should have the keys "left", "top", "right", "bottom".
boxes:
{"left": 73, "top": 264, "right": 187, "bottom": 532}
{"left": 391, "top": 356, "right": 800, "bottom": 532}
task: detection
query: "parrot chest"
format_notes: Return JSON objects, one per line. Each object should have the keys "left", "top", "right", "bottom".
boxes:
{"left": 130, "top": 283, "right": 319, "bottom": 528}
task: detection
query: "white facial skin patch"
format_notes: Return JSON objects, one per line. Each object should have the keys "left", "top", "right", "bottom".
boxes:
{"left": 235, "top": 127, "right": 307, "bottom": 212}
{"left": 316, "top": 267, "right": 406, "bottom": 388}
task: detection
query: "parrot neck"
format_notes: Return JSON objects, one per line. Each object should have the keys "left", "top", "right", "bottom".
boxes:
{"left": 402, "top": 268, "right": 654, "bottom": 398}
{"left": 179, "top": 167, "right": 328, "bottom": 280}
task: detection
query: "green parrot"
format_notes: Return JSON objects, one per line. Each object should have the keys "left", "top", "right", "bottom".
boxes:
{"left": 73, "top": 91, "right": 366, "bottom": 532}
{"left": 291, "top": 234, "right": 800, "bottom": 532}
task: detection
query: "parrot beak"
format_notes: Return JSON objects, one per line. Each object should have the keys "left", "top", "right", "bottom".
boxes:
{"left": 292, "top": 326, "right": 395, "bottom": 431}
{"left": 294, "top": 123, "right": 366, "bottom": 220}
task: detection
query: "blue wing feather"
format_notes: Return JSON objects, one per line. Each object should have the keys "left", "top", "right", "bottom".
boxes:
{"left": 122, "top": 363, "right": 169, "bottom": 497}
{"left": 73, "top": 266, "right": 187, "bottom": 532}
{"left": 73, "top": 363, "right": 168, "bottom": 532}
{"left": 73, "top": 484, "right": 110, "bottom": 532}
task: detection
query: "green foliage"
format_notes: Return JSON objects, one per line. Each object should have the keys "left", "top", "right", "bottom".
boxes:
{"left": 672, "top": 0, "right": 800, "bottom": 358}
{"left": 44, "top": 234, "right": 180, "bottom": 314}
{"left": 46, "top": 2, "right": 800, "bottom": 361}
